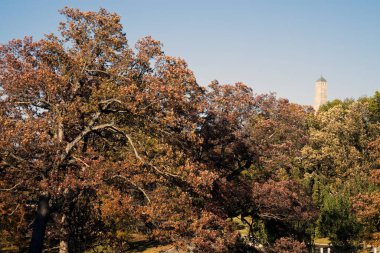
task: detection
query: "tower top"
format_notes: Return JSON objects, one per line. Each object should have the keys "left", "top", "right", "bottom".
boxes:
{"left": 316, "top": 76, "right": 327, "bottom": 82}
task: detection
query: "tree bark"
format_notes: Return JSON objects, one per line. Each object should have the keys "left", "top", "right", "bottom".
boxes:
{"left": 59, "top": 240, "right": 68, "bottom": 253}
{"left": 29, "top": 196, "right": 49, "bottom": 253}
{"left": 59, "top": 214, "right": 69, "bottom": 253}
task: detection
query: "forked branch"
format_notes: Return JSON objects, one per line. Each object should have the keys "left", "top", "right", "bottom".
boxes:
{"left": 108, "top": 175, "right": 151, "bottom": 204}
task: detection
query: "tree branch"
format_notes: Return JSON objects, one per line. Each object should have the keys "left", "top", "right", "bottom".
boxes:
{"left": 60, "top": 99, "right": 127, "bottom": 164}
{"left": 71, "top": 155, "right": 90, "bottom": 169}
{"left": 14, "top": 99, "right": 52, "bottom": 110}
{"left": 258, "top": 213, "right": 294, "bottom": 222}
{"left": 99, "top": 99, "right": 131, "bottom": 114}
{"left": 106, "top": 125, "right": 181, "bottom": 179}
{"left": 108, "top": 175, "right": 151, "bottom": 204}
{"left": 8, "top": 204, "right": 20, "bottom": 216}
{"left": 7, "top": 152, "right": 28, "bottom": 164}
{"left": 60, "top": 110, "right": 101, "bottom": 162}
{"left": 85, "top": 69, "right": 111, "bottom": 77}
{"left": 0, "top": 182, "right": 22, "bottom": 191}
{"left": 99, "top": 99, "right": 123, "bottom": 108}
{"left": 96, "top": 126, "right": 203, "bottom": 199}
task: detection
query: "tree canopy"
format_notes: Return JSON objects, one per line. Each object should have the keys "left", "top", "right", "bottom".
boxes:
{"left": 0, "top": 7, "right": 379, "bottom": 253}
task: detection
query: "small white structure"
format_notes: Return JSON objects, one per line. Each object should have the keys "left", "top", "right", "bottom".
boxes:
{"left": 320, "top": 247, "right": 331, "bottom": 253}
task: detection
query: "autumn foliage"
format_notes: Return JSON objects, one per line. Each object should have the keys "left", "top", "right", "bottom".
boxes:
{"left": 0, "top": 7, "right": 379, "bottom": 253}
{"left": 271, "top": 237, "right": 308, "bottom": 253}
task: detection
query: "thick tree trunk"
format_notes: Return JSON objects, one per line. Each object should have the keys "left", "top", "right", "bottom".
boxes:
{"left": 29, "top": 196, "right": 49, "bottom": 253}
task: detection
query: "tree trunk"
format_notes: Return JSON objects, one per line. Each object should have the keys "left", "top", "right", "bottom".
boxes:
{"left": 58, "top": 114, "right": 69, "bottom": 253}
{"left": 59, "top": 214, "right": 69, "bottom": 253}
{"left": 29, "top": 196, "right": 49, "bottom": 253}
{"left": 59, "top": 240, "right": 68, "bottom": 253}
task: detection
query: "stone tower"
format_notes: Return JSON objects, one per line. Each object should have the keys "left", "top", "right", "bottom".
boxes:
{"left": 314, "top": 76, "right": 328, "bottom": 111}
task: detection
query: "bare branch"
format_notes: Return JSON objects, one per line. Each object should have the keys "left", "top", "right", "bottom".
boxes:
{"left": 8, "top": 204, "right": 20, "bottom": 216}
{"left": 259, "top": 213, "right": 294, "bottom": 222}
{"left": 59, "top": 108, "right": 190, "bottom": 194}
{"left": 99, "top": 99, "right": 123, "bottom": 107}
{"left": 140, "top": 101, "right": 159, "bottom": 110}
{"left": 0, "top": 182, "right": 22, "bottom": 191}
{"left": 42, "top": 246, "right": 60, "bottom": 253}
{"left": 106, "top": 126, "right": 181, "bottom": 179}
{"left": 61, "top": 111, "right": 100, "bottom": 162}
{"left": 85, "top": 69, "right": 111, "bottom": 76}
{"left": 14, "top": 99, "right": 52, "bottom": 110}
{"left": 60, "top": 99, "right": 126, "bottom": 163}
{"left": 108, "top": 175, "right": 151, "bottom": 203}
{"left": 91, "top": 123, "right": 115, "bottom": 131}
{"left": 72, "top": 156, "right": 90, "bottom": 168}
{"left": 7, "top": 152, "right": 28, "bottom": 164}
{"left": 61, "top": 120, "right": 113, "bottom": 162}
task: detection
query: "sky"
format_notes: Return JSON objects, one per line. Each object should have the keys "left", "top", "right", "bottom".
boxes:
{"left": 0, "top": 0, "right": 379, "bottom": 105}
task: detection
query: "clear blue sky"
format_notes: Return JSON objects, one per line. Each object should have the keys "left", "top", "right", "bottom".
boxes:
{"left": 1, "top": 0, "right": 379, "bottom": 105}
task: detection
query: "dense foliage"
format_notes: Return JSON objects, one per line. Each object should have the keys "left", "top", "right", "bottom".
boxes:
{"left": 0, "top": 8, "right": 379, "bottom": 253}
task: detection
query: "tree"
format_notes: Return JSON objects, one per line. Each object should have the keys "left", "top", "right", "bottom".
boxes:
{"left": 352, "top": 146, "right": 380, "bottom": 246}
{"left": 199, "top": 81, "right": 256, "bottom": 180}
{"left": 302, "top": 102, "right": 376, "bottom": 178}
{"left": 1, "top": 5, "right": 378, "bottom": 253}
{"left": 251, "top": 180, "right": 317, "bottom": 244}
{"left": 243, "top": 95, "right": 312, "bottom": 180}
{"left": 364, "top": 91, "right": 380, "bottom": 123}
{"left": 270, "top": 237, "right": 308, "bottom": 253}
{"left": 318, "top": 193, "right": 362, "bottom": 248}
{"left": 0, "top": 7, "right": 230, "bottom": 252}
{"left": 302, "top": 97, "right": 380, "bottom": 248}
{"left": 198, "top": 92, "right": 316, "bottom": 247}
{"left": 319, "top": 98, "right": 355, "bottom": 112}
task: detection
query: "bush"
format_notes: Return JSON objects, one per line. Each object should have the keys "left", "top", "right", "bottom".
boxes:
{"left": 270, "top": 237, "right": 307, "bottom": 253}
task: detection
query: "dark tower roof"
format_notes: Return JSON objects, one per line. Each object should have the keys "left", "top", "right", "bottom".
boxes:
{"left": 316, "top": 76, "right": 327, "bottom": 82}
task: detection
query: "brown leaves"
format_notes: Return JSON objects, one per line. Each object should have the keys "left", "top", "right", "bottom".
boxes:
{"left": 2, "top": 5, "right": 378, "bottom": 252}
{"left": 135, "top": 36, "right": 163, "bottom": 65}
{"left": 252, "top": 180, "right": 317, "bottom": 223}
{"left": 244, "top": 95, "right": 311, "bottom": 179}
{"left": 351, "top": 169, "right": 380, "bottom": 231}
{"left": 271, "top": 237, "right": 308, "bottom": 253}
{"left": 302, "top": 103, "right": 375, "bottom": 178}
{"left": 190, "top": 211, "right": 238, "bottom": 253}
{"left": 352, "top": 192, "right": 380, "bottom": 223}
